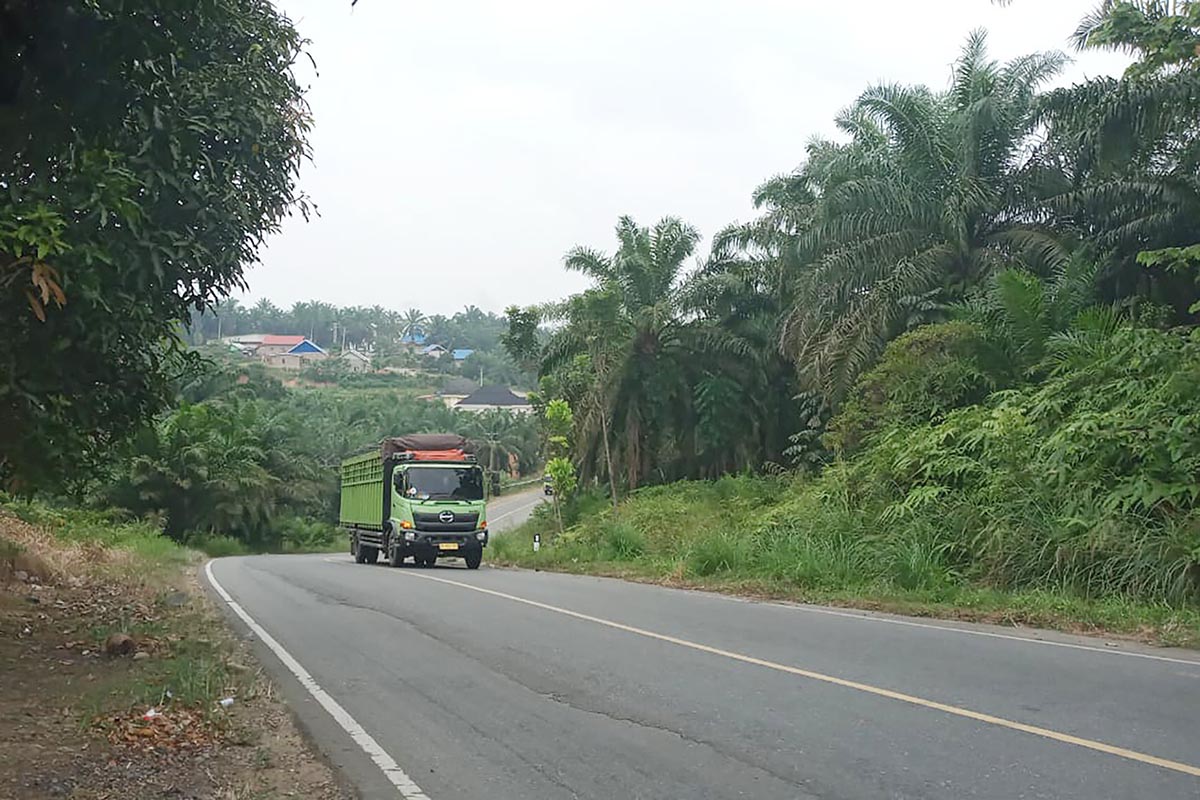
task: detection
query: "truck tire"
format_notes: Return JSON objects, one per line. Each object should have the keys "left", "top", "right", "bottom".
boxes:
{"left": 352, "top": 535, "right": 365, "bottom": 564}
{"left": 363, "top": 546, "right": 379, "bottom": 564}
{"left": 388, "top": 540, "right": 405, "bottom": 568}
{"left": 464, "top": 548, "right": 482, "bottom": 570}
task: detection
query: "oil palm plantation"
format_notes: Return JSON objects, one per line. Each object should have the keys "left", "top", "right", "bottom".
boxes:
{"left": 781, "top": 32, "right": 1070, "bottom": 400}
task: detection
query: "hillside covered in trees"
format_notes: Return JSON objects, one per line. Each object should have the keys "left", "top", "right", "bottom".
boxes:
{"left": 502, "top": 3, "right": 1200, "bottom": 623}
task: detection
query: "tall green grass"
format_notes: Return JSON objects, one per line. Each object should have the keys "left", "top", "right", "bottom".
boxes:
{"left": 2, "top": 498, "right": 194, "bottom": 567}
{"left": 503, "top": 464, "right": 1199, "bottom": 607}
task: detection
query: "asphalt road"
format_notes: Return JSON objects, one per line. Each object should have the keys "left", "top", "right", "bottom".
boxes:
{"left": 207, "top": 492, "right": 1200, "bottom": 800}
{"left": 482, "top": 487, "right": 547, "bottom": 534}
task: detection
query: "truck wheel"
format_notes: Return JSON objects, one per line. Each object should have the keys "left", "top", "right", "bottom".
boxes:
{"left": 363, "top": 546, "right": 379, "bottom": 564}
{"left": 464, "top": 549, "right": 482, "bottom": 570}
{"left": 352, "top": 536, "right": 365, "bottom": 564}
{"left": 388, "top": 541, "right": 404, "bottom": 568}
{"left": 418, "top": 553, "right": 435, "bottom": 568}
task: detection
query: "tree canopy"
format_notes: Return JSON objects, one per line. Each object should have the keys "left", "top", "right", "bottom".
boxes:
{"left": 0, "top": 0, "right": 311, "bottom": 490}
{"left": 512, "top": 2, "right": 1200, "bottom": 495}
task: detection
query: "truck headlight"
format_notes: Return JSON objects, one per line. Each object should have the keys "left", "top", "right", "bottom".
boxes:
{"left": 404, "top": 531, "right": 416, "bottom": 542}
{"left": 475, "top": 531, "right": 487, "bottom": 541}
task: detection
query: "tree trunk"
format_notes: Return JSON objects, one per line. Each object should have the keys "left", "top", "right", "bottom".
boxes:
{"left": 626, "top": 413, "right": 640, "bottom": 490}
{"left": 552, "top": 494, "right": 564, "bottom": 536}
{"left": 599, "top": 407, "right": 618, "bottom": 512}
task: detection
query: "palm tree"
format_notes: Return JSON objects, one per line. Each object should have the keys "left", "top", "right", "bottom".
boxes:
{"left": 1071, "top": 0, "right": 1200, "bottom": 74}
{"left": 250, "top": 298, "right": 283, "bottom": 331}
{"left": 953, "top": 257, "right": 1107, "bottom": 381}
{"left": 289, "top": 301, "right": 337, "bottom": 344}
{"left": 400, "top": 308, "right": 428, "bottom": 342}
{"left": 780, "top": 31, "right": 1069, "bottom": 400}
{"left": 1036, "top": 2, "right": 1200, "bottom": 312}
{"left": 464, "top": 409, "right": 527, "bottom": 476}
{"left": 210, "top": 297, "right": 244, "bottom": 340}
{"left": 542, "top": 216, "right": 752, "bottom": 488}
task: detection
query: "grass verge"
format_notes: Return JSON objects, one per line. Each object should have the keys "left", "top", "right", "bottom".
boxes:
{"left": 489, "top": 480, "right": 1200, "bottom": 649}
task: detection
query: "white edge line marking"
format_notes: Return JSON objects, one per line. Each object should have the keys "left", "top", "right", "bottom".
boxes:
{"left": 395, "top": 569, "right": 1200, "bottom": 778}
{"left": 204, "top": 560, "right": 430, "bottom": 800}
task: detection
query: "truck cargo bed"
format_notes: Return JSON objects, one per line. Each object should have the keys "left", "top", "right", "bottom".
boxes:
{"left": 339, "top": 450, "right": 385, "bottom": 528}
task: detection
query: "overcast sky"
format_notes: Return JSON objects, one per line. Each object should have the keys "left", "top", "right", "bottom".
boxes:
{"left": 243, "top": 0, "right": 1130, "bottom": 316}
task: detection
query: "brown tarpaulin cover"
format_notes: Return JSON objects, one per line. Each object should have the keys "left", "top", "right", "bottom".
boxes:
{"left": 381, "top": 433, "right": 474, "bottom": 459}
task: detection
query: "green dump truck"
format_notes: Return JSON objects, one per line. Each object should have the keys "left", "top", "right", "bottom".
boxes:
{"left": 340, "top": 433, "right": 488, "bottom": 569}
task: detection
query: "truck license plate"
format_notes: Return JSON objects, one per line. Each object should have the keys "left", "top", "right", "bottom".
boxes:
{"left": 437, "top": 543, "right": 459, "bottom": 551}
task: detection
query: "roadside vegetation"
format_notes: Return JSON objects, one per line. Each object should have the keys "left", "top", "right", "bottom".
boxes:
{"left": 499, "top": 3, "right": 1200, "bottom": 643}
{"left": 95, "top": 361, "right": 541, "bottom": 556}
{"left": 0, "top": 497, "right": 350, "bottom": 799}
{"left": 492, "top": 473, "right": 1200, "bottom": 647}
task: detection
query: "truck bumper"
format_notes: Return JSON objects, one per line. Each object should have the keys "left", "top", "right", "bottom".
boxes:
{"left": 406, "top": 530, "right": 487, "bottom": 557}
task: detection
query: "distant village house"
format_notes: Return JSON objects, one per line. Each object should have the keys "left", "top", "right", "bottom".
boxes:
{"left": 340, "top": 348, "right": 373, "bottom": 373}
{"left": 455, "top": 385, "right": 533, "bottom": 415}
{"left": 224, "top": 334, "right": 328, "bottom": 370}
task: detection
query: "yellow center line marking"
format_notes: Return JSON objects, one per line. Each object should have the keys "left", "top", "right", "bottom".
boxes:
{"left": 399, "top": 570, "right": 1200, "bottom": 779}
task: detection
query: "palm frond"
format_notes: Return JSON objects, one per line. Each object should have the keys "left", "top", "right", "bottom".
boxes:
{"left": 563, "top": 246, "right": 614, "bottom": 281}
{"left": 856, "top": 83, "right": 953, "bottom": 175}
{"left": 951, "top": 29, "right": 998, "bottom": 110}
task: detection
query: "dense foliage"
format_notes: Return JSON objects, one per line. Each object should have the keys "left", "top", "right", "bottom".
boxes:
{"left": 0, "top": 1, "right": 310, "bottom": 491}
{"left": 99, "top": 363, "right": 540, "bottom": 552}
{"left": 500, "top": 322, "right": 1200, "bottom": 613}
{"left": 506, "top": 2, "right": 1200, "bottom": 607}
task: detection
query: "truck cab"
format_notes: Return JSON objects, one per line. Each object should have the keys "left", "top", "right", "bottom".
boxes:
{"left": 390, "top": 459, "right": 488, "bottom": 568}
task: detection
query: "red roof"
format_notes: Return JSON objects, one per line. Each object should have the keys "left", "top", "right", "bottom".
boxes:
{"left": 261, "top": 335, "right": 306, "bottom": 346}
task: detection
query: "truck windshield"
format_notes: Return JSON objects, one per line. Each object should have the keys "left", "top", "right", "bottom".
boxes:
{"left": 405, "top": 466, "right": 484, "bottom": 501}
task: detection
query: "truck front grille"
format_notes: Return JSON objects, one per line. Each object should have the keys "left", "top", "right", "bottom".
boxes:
{"left": 413, "top": 511, "right": 479, "bottom": 532}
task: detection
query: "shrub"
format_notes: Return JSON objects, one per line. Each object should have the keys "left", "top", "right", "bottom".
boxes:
{"left": 274, "top": 515, "right": 338, "bottom": 551}
{"left": 825, "top": 322, "right": 997, "bottom": 455}
{"left": 188, "top": 534, "right": 251, "bottom": 558}
{"left": 600, "top": 521, "right": 645, "bottom": 560}
{"left": 688, "top": 532, "right": 746, "bottom": 576}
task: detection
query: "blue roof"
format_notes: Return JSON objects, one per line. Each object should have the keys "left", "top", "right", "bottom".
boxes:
{"left": 421, "top": 344, "right": 446, "bottom": 355}
{"left": 401, "top": 332, "right": 426, "bottom": 344}
{"left": 286, "top": 339, "right": 326, "bottom": 355}
{"left": 452, "top": 349, "right": 475, "bottom": 360}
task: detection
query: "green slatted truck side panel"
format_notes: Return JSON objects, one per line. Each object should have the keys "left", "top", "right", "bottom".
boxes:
{"left": 339, "top": 451, "right": 385, "bottom": 528}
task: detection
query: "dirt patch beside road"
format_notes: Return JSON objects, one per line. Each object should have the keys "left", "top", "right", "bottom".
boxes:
{"left": 0, "top": 508, "right": 353, "bottom": 800}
